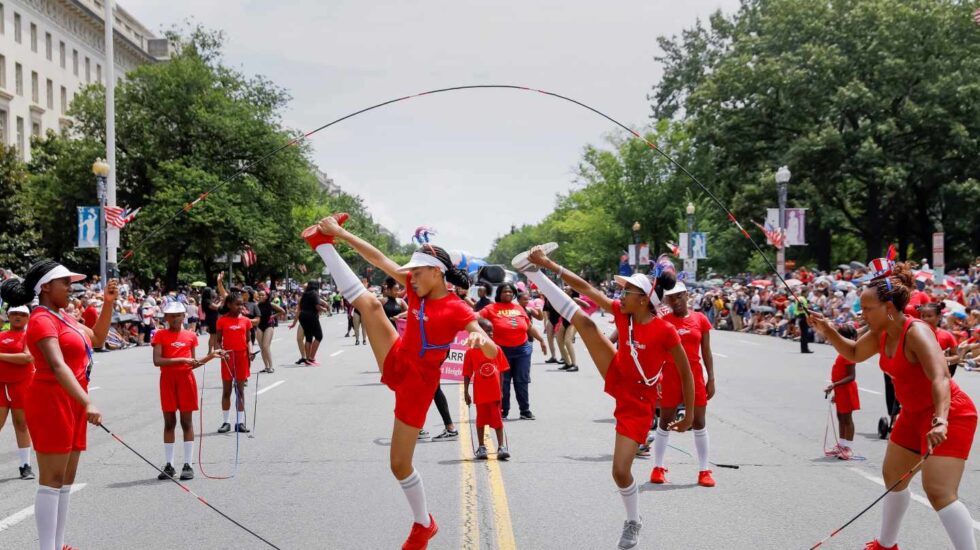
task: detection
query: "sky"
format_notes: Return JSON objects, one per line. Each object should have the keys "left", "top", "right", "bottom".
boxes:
{"left": 121, "top": 0, "right": 741, "bottom": 257}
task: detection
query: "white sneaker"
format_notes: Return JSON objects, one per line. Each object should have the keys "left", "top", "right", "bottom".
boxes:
{"left": 618, "top": 517, "right": 642, "bottom": 549}
{"left": 511, "top": 243, "right": 559, "bottom": 272}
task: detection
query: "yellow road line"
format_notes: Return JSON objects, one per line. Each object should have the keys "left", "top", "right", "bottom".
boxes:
{"left": 458, "top": 389, "right": 480, "bottom": 550}
{"left": 485, "top": 444, "right": 516, "bottom": 550}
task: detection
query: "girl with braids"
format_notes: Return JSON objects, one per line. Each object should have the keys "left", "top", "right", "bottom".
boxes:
{"left": 512, "top": 244, "right": 693, "bottom": 550}
{"left": 810, "top": 261, "right": 978, "bottom": 550}
{"left": 918, "top": 302, "right": 962, "bottom": 378}
{"left": 302, "top": 214, "right": 496, "bottom": 550}
{"left": 0, "top": 260, "right": 118, "bottom": 550}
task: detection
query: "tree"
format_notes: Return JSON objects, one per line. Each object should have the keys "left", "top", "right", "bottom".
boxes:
{"left": 0, "top": 145, "right": 42, "bottom": 271}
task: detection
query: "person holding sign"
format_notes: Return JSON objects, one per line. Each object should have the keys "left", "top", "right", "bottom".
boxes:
{"left": 303, "top": 214, "right": 496, "bottom": 550}
{"left": 463, "top": 318, "right": 511, "bottom": 460}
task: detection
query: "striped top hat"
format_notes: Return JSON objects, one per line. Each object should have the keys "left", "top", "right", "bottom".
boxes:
{"left": 868, "top": 258, "right": 894, "bottom": 280}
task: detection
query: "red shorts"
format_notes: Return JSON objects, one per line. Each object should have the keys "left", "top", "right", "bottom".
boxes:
{"left": 160, "top": 369, "right": 199, "bottom": 412}
{"left": 614, "top": 391, "right": 657, "bottom": 445}
{"left": 381, "top": 340, "right": 440, "bottom": 429}
{"left": 25, "top": 380, "right": 88, "bottom": 454}
{"left": 0, "top": 378, "right": 31, "bottom": 409}
{"left": 476, "top": 401, "right": 503, "bottom": 429}
{"left": 658, "top": 368, "right": 708, "bottom": 408}
{"left": 890, "top": 391, "right": 977, "bottom": 459}
{"left": 833, "top": 381, "right": 861, "bottom": 414}
{"left": 221, "top": 350, "right": 251, "bottom": 382}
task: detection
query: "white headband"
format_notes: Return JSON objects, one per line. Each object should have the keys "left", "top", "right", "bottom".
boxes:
{"left": 398, "top": 251, "right": 448, "bottom": 273}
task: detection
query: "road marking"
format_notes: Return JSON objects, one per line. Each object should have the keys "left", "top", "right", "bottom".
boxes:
{"left": 457, "top": 390, "right": 480, "bottom": 550}
{"left": 713, "top": 353, "right": 729, "bottom": 358}
{"left": 256, "top": 381, "right": 284, "bottom": 395}
{"left": 849, "top": 468, "right": 980, "bottom": 532}
{"left": 825, "top": 380, "right": 882, "bottom": 396}
{"left": 89, "top": 386, "right": 101, "bottom": 391}
{"left": 0, "top": 483, "right": 87, "bottom": 533}
{"left": 736, "top": 339, "right": 761, "bottom": 346}
{"left": 330, "top": 350, "right": 344, "bottom": 357}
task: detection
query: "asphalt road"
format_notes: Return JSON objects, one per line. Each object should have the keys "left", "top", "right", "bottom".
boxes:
{"left": 0, "top": 312, "right": 978, "bottom": 549}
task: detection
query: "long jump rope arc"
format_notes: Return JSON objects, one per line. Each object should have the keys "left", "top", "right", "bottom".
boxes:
{"left": 100, "top": 83, "right": 928, "bottom": 545}
{"left": 197, "top": 349, "right": 263, "bottom": 480}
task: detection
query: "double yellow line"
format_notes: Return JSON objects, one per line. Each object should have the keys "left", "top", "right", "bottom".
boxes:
{"left": 458, "top": 389, "right": 516, "bottom": 549}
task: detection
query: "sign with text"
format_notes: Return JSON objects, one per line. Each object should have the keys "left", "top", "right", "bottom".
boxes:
{"left": 395, "top": 318, "right": 466, "bottom": 381}
{"left": 933, "top": 232, "right": 945, "bottom": 279}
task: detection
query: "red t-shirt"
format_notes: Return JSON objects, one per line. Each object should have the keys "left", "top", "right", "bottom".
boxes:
{"left": 26, "top": 308, "right": 92, "bottom": 384}
{"left": 463, "top": 345, "right": 510, "bottom": 404}
{"left": 904, "top": 291, "right": 932, "bottom": 318}
{"left": 151, "top": 329, "right": 198, "bottom": 369}
{"left": 662, "top": 312, "right": 711, "bottom": 371}
{"left": 934, "top": 327, "right": 958, "bottom": 352}
{"left": 216, "top": 315, "right": 252, "bottom": 351}
{"left": 81, "top": 305, "right": 99, "bottom": 329}
{"left": 831, "top": 355, "right": 855, "bottom": 383}
{"left": 605, "top": 300, "right": 681, "bottom": 399}
{"left": 0, "top": 329, "right": 32, "bottom": 383}
{"left": 480, "top": 302, "right": 530, "bottom": 348}
{"left": 401, "top": 273, "right": 476, "bottom": 368}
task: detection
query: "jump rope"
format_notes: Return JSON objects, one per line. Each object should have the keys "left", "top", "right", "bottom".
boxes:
{"left": 822, "top": 395, "right": 866, "bottom": 461}
{"left": 197, "top": 347, "right": 263, "bottom": 480}
{"left": 88, "top": 83, "right": 924, "bottom": 546}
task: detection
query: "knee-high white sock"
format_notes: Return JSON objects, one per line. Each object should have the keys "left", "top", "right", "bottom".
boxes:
{"left": 222, "top": 409, "right": 230, "bottom": 424}
{"left": 654, "top": 428, "right": 670, "bottom": 468}
{"left": 54, "top": 485, "right": 71, "bottom": 550}
{"left": 35, "top": 486, "right": 59, "bottom": 550}
{"left": 937, "top": 500, "right": 978, "bottom": 550}
{"left": 398, "top": 469, "right": 431, "bottom": 527}
{"left": 524, "top": 271, "right": 580, "bottom": 321}
{"left": 17, "top": 446, "right": 30, "bottom": 468}
{"left": 878, "top": 488, "right": 911, "bottom": 547}
{"left": 694, "top": 428, "right": 710, "bottom": 471}
{"left": 183, "top": 441, "right": 194, "bottom": 465}
{"left": 316, "top": 244, "right": 367, "bottom": 303}
{"left": 618, "top": 480, "right": 640, "bottom": 522}
{"left": 164, "top": 443, "right": 175, "bottom": 465}
{"left": 236, "top": 410, "right": 245, "bottom": 425}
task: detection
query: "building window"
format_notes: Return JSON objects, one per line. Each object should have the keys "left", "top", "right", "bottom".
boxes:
{"left": 0, "top": 3, "right": 4, "bottom": 36}
{"left": 60, "top": 85, "right": 67, "bottom": 113}
{"left": 59, "top": 41, "right": 66, "bottom": 68}
{"left": 96, "top": 64, "right": 101, "bottom": 83}
{"left": 14, "top": 63, "right": 22, "bottom": 95}
{"left": 0, "top": 55, "right": 5, "bottom": 89}
{"left": 31, "top": 71, "right": 38, "bottom": 104}
{"left": 85, "top": 57, "right": 90, "bottom": 83}
{"left": 30, "top": 23, "right": 36, "bottom": 52}
{"left": 46, "top": 78, "right": 53, "bottom": 109}
{"left": 0, "top": 108, "right": 7, "bottom": 144}
{"left": 72, "top": 50, "right": 78, "bottom": 76}
{"left": 15, "top": 116, "right": 24, "bottom": 158}
{"left": 31, "top": 120, "right": 40, "bottom": 138}
{"left": 14, "top": 12, "right": 20, "bottom": 43}
{"left": 45, "top": 32, "right": 52, "bottom": 61}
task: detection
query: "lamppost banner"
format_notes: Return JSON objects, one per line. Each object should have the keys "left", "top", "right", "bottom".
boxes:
{"left": 766, "top": 208, "right": 807, "bottom": 246}
{"left": 77, "top": 207, "right": 101, "bottom": 249}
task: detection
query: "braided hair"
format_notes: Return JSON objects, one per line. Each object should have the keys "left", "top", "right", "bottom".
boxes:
{"left": 869, "top": 262, "right": 914, "bottom": 311}
{"left": 417, "top": 244, "right": 470, "bottom": 290}
{"left": 0, "top": 259, "right": 61, "bottom": 308}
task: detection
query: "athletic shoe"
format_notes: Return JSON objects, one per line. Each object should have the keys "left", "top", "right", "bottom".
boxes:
{"left": 157, "top": 463, "right": 176, "bottom": 480}
{"left": 294, "top": 358, "right": 306, "bottom": 365}
{"left": 825, "top": 444, "right": 842, "bottom": 458}
{"left": 19, "top": 465, "right": 35, "bottom": 480}
{"left": 355, "top": 339, "right": 360, "bottom": 345}
{"left": 510, "top": 242, "right": 559, "bottom": 272}
{"left": 617, "top": 518, "right": 642, "bottom": 549}
{"left": 261, "top": 367, "right": 273, "bottom": 374}
{"left": 698, "top": 470, "right": 716, "bottom": 487}
{"left": 418, "top": 430, "right": 429, "bottom": 439}
{"left": 301, "top": 212, "right": 349, "bottom": 250}
{"left": 217, "top": 423, "right": 232, "bottom": 433}
{"left": 837, "top": 446, "right": 854, "bottom": 461}
{"left": 307, "top": 359, "right": 320, "bottom": 366}
{"left": 635, "top": 445, "right": 650, "bottom": 457}
{"left": 62, "top": 546, "right": 79, "bottom": 550}
{"left": 558, "top": 363, "right": 573, "bottom": 371}
{"left": 545, "top": 357, "right": 559, "bottom": 364}
{"left": 649, "top": 467, "right": 668, "bottom": 484}
{"left": 180, "top": 464, "right": 195, "bottom": 480}
{"left": 497, "top": 445, "right": 511, "bottom": 461}
{"left": 501, "top": 410, "right": 509, "bottom": 420}
{"left": 235, "top": 423, "right": 250, "bottom": 433}
{"left": 431, "top": 429, "right": 459, "bottom": 441}
{"left": 475, "top": 446, "right": 489, "bottom": 460}
{"left": 402, "top": 514, "right": 438, "bottom": 550}
{"left": 566, "top": 365, "right": 579, "bottom": 372}
{"left": 863, "top": 541, "right": 898, "bottom": 550}
{"left": 520, "top": 411, "right": 536, "bottom": 420}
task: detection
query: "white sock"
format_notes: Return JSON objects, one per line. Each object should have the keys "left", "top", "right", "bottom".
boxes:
{"left": 164, "top": 443, "right": 175, "bottom": 465}
{"left": 316, "top": 244, "right": 367, "bottom": 303}
{"left": 35, "top": 486, "right": 59, "bottom": 550}
{"left": 183, "top": 441, "right": 194, "bottom": 465}
{"left": 236, "top": 410, "right": 245, "bottom": 425}
{"left": 654, "top": 428, "right": 670, "bottom": 468}
{"left": 938, "top": 500, "right": 978, "bottom": 550}
{"left": 879, "top": 488, "right": 911, "bottom": 547}
{"left": 55, "top": 485, "right": 71, "bottom": 550}
{"left": 17, "top": 446, "right": 30, "bottom": 468}
{"left": 618, "top": 480, "right": 640, "bottom": 523}
{"left": 524, "top": 271, "right": 581, "bottom": 321}
{"left": 398, "top": 469, "right": 431, "bottom": 527}
{"left": 841, "top": 438, "right": 853, "bottom": 449}
{"left": 694, "top": 428, "right": 710, "bottom": 471}
{"left": 222, "top": 409, "right": 230, "bottom": 424}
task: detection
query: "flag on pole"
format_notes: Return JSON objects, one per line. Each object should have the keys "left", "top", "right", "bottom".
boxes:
{"left": 974, "top": 7, "right": 980, "bottom": 25}
{"left": 104, "top": 206, "right": 140, "bottom": 229}
{"left": 242, "top": 246, "right": 257, "bottom": 267}
{"left": 885, "top": 244, "right": 897, "bottom": 262}
{"left": 752, "top": 220, "right": 785, "bottom": 248}
{"left": 665, "top": 241, "right": 681, "bottom": 258}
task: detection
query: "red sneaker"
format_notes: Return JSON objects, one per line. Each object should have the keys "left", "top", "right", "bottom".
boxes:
{"left": 698, "top": 470, "right": 716, "bottom": 487}
{"left": 402, "top": 514, "right": 438, "bottom": 550}
{"left": 649, "top": 466, "right": 668, "bottom": 484}
{"left": 63, "top": 546, "right": 79, "bottom": 550}
{"left": 301, "top": 213, "right": 349, "bottom": 250}
{"left": 864, "top": 541, "right": 898, "bottom": 550}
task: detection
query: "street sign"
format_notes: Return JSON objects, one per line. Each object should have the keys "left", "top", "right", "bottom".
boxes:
{"left": 933, "top": 232, "right": 945, "bottom": 279}
{"left": 683, "top": 258, "right": 698, "bottom": 282}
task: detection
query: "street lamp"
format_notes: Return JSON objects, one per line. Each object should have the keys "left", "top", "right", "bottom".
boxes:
{"left": 631, "top": 221, "right": 641, "bottom": 272}
{"left": 685, "top": 202, "right": 696, "bottom": 279}
{"left": 92, "top": 158, "right": 110, "bottom": 285}
{"left": 775, "top": 165, "right": 791, "bottom": 277}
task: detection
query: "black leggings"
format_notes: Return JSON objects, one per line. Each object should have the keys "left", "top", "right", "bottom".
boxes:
{"left": 299, "top": 312, "right": 322, "bottom": 343}
{"left": 433, "top": 386, "right": 453, "bottom": 428}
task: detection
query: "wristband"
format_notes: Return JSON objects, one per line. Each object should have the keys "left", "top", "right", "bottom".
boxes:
{"left": 931, "top": 417, "right": 947, "bottom": 428}
{"left": 557, "top": 266, "right": 565, "bottom": 278}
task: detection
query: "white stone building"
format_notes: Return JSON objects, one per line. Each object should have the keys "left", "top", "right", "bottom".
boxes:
{"left": 0, "top": 0, "right": 167, "bottom": 160}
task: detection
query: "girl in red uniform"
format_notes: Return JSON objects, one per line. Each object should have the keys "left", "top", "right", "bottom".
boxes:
{"left": 304, "top": 214, "right": 495, "bottom": 550}
{"left": 0, "top": 305, "right": 35, "bottom": 479}
{"left": 0, "top": 260, "right": 118, "bottom": 550}
{"left": 811, "top": 262, "right": 978, "bottom": 550}
{"left": 152, "top": 302, "right": 223, "bottom": 480}
{"left": 513, "top": 245, "right": 693, "bottom": 550}
{"left": 652, "top": 281, "right": 717, "bottom": 487}
{"left": 824, "top": 325, "right": 860, "bottom": 460}
{"left": 216, "top": 293, "right": 259, "bottom": 434}
{"left": 918, "top": 302, "right": 962, "bottom": 377}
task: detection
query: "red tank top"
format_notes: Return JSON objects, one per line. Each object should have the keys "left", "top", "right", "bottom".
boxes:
{"left": 879, "top": 317, "right": 961, "bottom": 413}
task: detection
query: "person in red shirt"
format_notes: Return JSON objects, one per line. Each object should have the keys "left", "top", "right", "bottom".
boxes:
{"left": 215, "top": 293, "right": 259, "bottom": 434}
{"left": 654, "top": 281, "right": 718, "bottom": 487}
{"left": 824, "top": 325, "right": 860, "bottom": 460}
{"left": 152, "top": 302, "right": 223, "bottom": 481}
{"left": 0, "top": 260, "right": 118, "bottom": 550}
{"left": 918, "top": 302, "right": 962, "bottom": 378}
{"left": 513, "top": 244, "right": 693, "bottom": 550}
{"left": 305, "top": 214, "right": 495, "bottom": 550}
{"left": 811, "top": 263, "right": 978, "bottom": 550}
{"left": 463, "top": 318, "right": 511, "bottom": 460}
{"left": 0, "top": 305, "right": 35, "bottom": 479}
{"left": 80, "top": 299, "right": 98, "bottom": 330}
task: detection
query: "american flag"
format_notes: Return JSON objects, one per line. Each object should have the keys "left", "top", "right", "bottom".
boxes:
{"left": 242, "top": 246, "right": 257, "bottom": 267}
{"left": 974, "top": 7, "right": 980, "bottom": 26}
{"left": 665, "top": 241, "right": 682, "bottom": 258}
{"left": 753, "top": 220, "right": 785, "bottom": 248}
{"left": 104, "top": 206, "right": 140, "bottom": 229}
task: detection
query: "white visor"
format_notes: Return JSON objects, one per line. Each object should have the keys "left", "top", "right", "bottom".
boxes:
{"left": 33, "top": 265, "right": 86, "bottom": 294}
{"left": 398, "top": 252, "right": 447, "bottom": 273}
{"left": 614, "top": 273, "right": 660, "bottom": 306}
{"left": 7, "top": 305, "right": 30, "bottom": 315}
{"left": 162, "top": 302, "right": 186, "bottom": 315}
{"left": 663, "top": 281, "right": 688, "bottom": 296}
